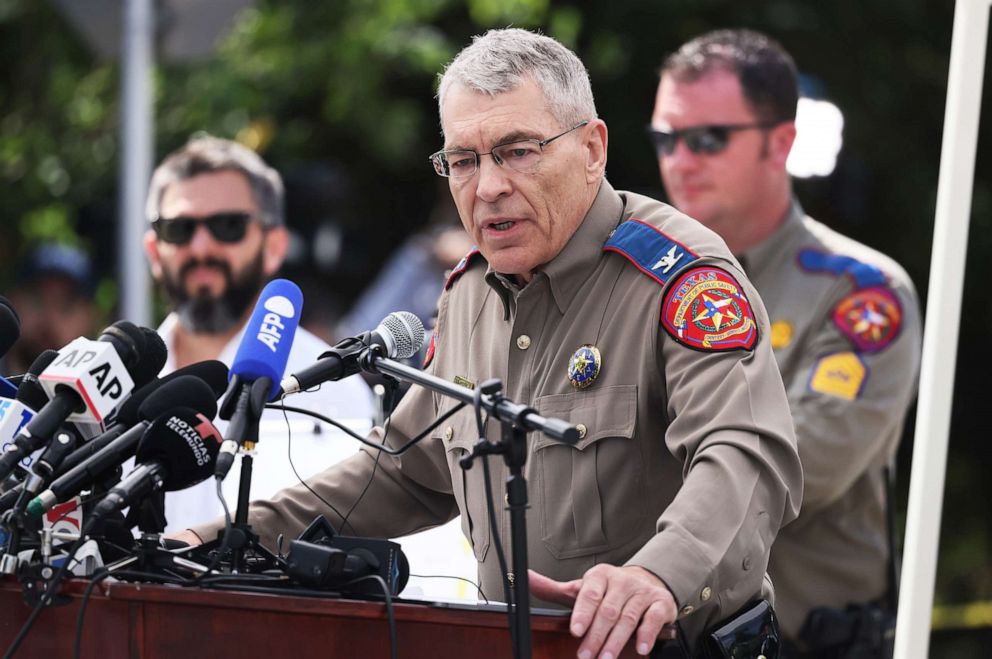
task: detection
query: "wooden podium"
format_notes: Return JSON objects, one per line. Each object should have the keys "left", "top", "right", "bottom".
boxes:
{"left": 0, "top": 577, "right": 641, "bottom": 658}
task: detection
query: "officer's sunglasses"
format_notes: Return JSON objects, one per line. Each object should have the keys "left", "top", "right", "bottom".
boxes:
{"left": 646, "top": 122, "right": 779, "bottom": 156}
{"left": 151, "top": 211, "right": 256, "bottom": 245}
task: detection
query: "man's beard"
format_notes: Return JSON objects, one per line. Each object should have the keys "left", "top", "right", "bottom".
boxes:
{"left": 161, "top": 254, "right": 265, "bottom": 334}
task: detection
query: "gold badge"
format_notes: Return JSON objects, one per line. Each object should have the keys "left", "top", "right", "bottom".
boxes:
{"left": 770, "top": 320, "right": 793, "bottom": 350}
{"left": 453, "top": 375, "right": 475, "bottom": 389}
{"left": 567, "top": 345, "right": 602, "bottom": 389}
{"left": 809, "top": 352, "right": 867, "bottom": 400}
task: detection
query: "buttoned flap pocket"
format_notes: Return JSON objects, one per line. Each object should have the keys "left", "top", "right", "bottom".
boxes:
{"left": 435, "top": 408, "right": 490, "bottom": 562}
{"left": 532, "top": 384, "right": 641, "bottom": 559}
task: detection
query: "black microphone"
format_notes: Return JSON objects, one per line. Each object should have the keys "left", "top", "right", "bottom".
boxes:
{"left": 0, "top": 350, "right": 60, "bottom": 494}
{"left": 52, "top": 360, "right": 228, "bottom": 477}
{"left": 0, "top": 322, "right": 164, "bottom": 481}
{"left": 84, "top": 408, "right": 222, "bottom": 530}
{"left": 280, "top": 311, "right": 425, "bottom": 395}
{"left": 0, "top": 296, "right": 20, "bottom": 360}
{"left": 26, "top": 375, "right": 221, "bottom": 517}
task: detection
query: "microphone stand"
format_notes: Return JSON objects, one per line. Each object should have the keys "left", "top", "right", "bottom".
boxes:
{"left": 204, "top": 375, "right": 281, "bottom": 574}
{"left": 362, "top": 348, "right": 578, "bottom": 659}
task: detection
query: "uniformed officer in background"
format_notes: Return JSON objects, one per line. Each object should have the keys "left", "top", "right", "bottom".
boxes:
{"left": 650, "top": 29, "right": 921, "bottom": 657}
{"left": 178, "top": 28, "right": 803, "bottom": 657}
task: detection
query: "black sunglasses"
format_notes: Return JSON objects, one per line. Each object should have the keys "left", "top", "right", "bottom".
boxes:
{"left": 151, "top": 211, "right": 256, "bottom": 245}
{"left": 646, "top": 122, "right": 778, "bottom": 156}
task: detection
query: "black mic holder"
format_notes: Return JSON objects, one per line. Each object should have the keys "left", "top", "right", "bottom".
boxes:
{"left": 362, "top": 349, "right": 579, "bottom": 659}
{"left": 204, "top": 375, "right": 281, "bottom": 574}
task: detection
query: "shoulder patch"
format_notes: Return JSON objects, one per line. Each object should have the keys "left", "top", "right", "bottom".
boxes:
{"left": 832, "top": 286, "right": 902, "bottom": 353}
{"left": 604, "top": 219, "right": 699, "bottom": 285}
{"left": 422, "top": 332, "right": 436, "bottom": 369}
{"left": 797, "top": 249, "right": 888, "bottom": 289}
{"left": 661, "top": 267, "right": 757, "bottom": 351}
{"left": 444, "top": 248, "right": 483, "bottom": 291}
{"left": 808, "top": 351, "right": 869, "bottom": 400}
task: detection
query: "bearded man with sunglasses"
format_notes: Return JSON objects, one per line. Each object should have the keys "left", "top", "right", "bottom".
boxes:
{"left": 143, "top": 134, "right": 374, "bottom": 533}
{"left": 652, "top": 30, "right": 921, "bottom": 657}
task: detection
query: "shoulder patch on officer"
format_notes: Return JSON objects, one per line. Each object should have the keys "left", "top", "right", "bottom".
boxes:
{"left": 444, "top": 248, "right": 483, "bottom": 290}
{"left": 422, "top": 332, "right": 436, "bottom": 369}
{"left": 808, "top": 351, "right": 868, "bottom": 400}
{"left": 661, "top": 267, "right": 757, "bottom": 351}
{"left": 604, "top": 219, "right": 699, "bottom": 285}
{"left": 832, "top": 286, "right": 903, "bottom": 353}
{"left": 797, "top": 249, "right": 888, "bottom": 289}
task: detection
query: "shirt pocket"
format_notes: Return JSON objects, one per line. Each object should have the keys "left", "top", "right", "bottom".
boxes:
{"left": 436, "top": 410, "right": 490, "bottom": 562}
{"left": 532, "top": 384, "right": 640, "bottom": 559}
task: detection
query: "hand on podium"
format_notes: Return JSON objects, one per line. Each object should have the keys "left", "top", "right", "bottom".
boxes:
{"left": 529, "top": 565, "right": 678, "bottom": 657}
{"left": 166, "top": 529, "right": 204, "bottom": 546}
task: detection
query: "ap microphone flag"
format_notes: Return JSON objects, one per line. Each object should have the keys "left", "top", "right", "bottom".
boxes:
{"left": 230, "top": 278, "right": 302, "bottom": 401}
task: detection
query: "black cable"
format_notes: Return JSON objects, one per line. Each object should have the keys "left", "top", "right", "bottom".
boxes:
{"left": 346, "top": 574, "right": 396, "bottom": 659}
{"left": 341, "top": 383, "right": 396, "bottom": 532}
{"left": 72, "top": 569, "right": 186, "bottom": 659}
{"left": 265, "top": 401, "right": 467, "bottom": 456}
{"left": 408, "top": 573, "right": 488, "bottom": 603}
{"left": 277, "top": 396, "right": 356, "bottom": 536}
{"left": 471, "top": 385, "right": 516, "bottom": 647}
{"left": 3, "top": 530, "right": 90, "bottom": 659}
{"left": 190, "top": 478, "right": 234, "bottom": 585}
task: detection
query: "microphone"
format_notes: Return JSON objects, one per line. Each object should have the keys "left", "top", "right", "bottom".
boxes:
{"left": 0, "top": 351, "right": 60, "bottom": 486}
{"left": 25, "top": 374, "right": 221, "bottom": 516}
{"left": 0, "top": 322, "right": 162, "bottom": 481}
{"left": 214, "top": 279, "right": 302, "bottom": 479}
{"left": 0, "top": 295, "right": 20, "bottom": 359}
{"left": 84, "top": 408, "right": 222, "bottom": 530}
{"left": 281, "top": 311, "right": 425, "bottom": 395}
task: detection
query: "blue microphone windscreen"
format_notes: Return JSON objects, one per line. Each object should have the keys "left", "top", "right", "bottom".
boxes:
{"left": 230, "top": 279, "right": 302, "bottom": 401}
{"left": 0, "top": 376, "right": 16, "bottom": 399}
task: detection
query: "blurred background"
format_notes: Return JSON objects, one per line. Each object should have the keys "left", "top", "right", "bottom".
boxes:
{"left": 1, "top": 0, "right": 988, "bottom": 653}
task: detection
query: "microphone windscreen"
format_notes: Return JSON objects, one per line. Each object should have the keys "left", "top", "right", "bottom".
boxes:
{"left": 133, "top": 327, "right": 168, "bottom": 387}
{"left": 98, "top": 320, "right": 146, "bottom": 371}
{"left": 136, "top": 375, "right": 219, "bottom": 422}
{"left": 136, "top": 408, "right": 222, "bottom": 490}
{"left": 230, "top": 279, "right": 302, "bottom": 401}
{"left": 379, "top": 311, "right": 425, "bottom": 359}
{"left": 0, "top": 296, "right": 20, "bottom": 358}
{"left": 15, "top": 349, "right": 59, "bottom": 410}
{"left": 116, "top": 360, "right": 229, "bottom": 427}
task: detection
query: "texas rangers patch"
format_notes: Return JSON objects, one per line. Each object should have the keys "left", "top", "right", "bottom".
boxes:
{"left": 832, "top": 286, "right": 902, "bottom": 352}
{"left": 662, "top": 267, "right": 757, "bottom": 351}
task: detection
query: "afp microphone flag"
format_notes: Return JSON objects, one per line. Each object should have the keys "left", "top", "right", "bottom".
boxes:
{"left": 230, "top": 279, "right": 302, "bottom": 400}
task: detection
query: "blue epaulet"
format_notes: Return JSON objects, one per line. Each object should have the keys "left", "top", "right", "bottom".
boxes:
{"left": 603, "top": 219, "right": 700, "bottom": 286}
{"left": 797, "top": 249, "right": 887, "bottom": 289}
{"left": 444, "top": 248, "right": 483, "bottom": 290}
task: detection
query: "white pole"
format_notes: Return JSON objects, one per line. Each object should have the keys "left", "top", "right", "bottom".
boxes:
{"left": 118, "top": 0, "right": 153, "bottom": 326}
{"left": 894, "top": 1, "right": 988, "bottom": 657}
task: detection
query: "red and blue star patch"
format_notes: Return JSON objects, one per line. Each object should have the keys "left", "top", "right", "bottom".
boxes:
{"left": 662, "top": 267, "right": 757, "bottom": 351}
{"left": 832, "top": 286, "right": 902, "bottom": 353}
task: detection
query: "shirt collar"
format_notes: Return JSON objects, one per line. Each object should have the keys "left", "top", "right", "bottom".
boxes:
{"left": 483, "top": 180, "right": 623, "bottom": 317}
{"left": 739, "top": 198, "right": 805, "bottom": 280}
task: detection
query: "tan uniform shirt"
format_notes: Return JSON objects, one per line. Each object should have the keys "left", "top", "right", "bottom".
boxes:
{"left": 741, "top": 203, "right": 921, "bottom": 639}
{"left": 194, "top": 181, "right": 802, "bottom": 643}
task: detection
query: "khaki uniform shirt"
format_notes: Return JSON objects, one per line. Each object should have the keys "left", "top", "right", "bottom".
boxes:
{"left": 194, "top": 181, "right": 802, "bottom": 644}
{"left": 741, "top": 203, "right": 921, "bottom": 639}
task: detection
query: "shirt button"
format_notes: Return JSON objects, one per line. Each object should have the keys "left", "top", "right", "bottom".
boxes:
{"left": 507, "top": 572, "right": 515, "bottom": 585}
{"left": 576, "top": 423, "right": 588, "bottom": 439}
{"left": 742, "top": 556, "right": 752, "bottom": 571}
{"left": 443, "top": 426, "right": 454, "bottom": 441}
{"left": 516, "top": 335, "right": 531, "bottom": 350}
{"left": 700, "top": 586, "right": 712, "bottom": 602}
{"left": 680, "top": 604, "right": 694, "bottom": 616}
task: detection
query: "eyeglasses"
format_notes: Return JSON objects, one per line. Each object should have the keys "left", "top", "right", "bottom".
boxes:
{"left": 429, "top": 120, "right": 590, "bottom": 179}
{"left": 646, "top": 122, "right": 779, "bottom": 156}
{"left": 151, "top": 211, "right": 256, "bottom": 245}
